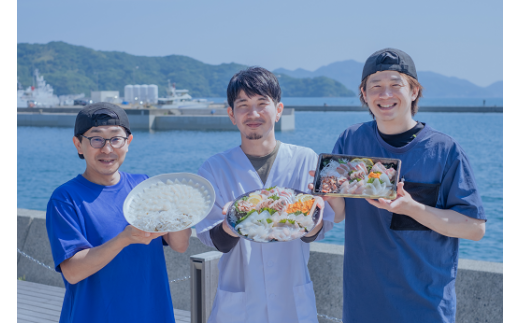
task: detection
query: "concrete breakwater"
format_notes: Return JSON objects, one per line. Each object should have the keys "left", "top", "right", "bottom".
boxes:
{"left": 285, "top": 105, "right": 503, "bottom": 113}
{"left": 17, "top": 107, "right": 295, "bottom": 131}
{"left": 17, "top": 208, "right": 502, "bottom": 323}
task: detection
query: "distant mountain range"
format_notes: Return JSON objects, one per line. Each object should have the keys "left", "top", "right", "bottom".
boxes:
{"left": 17, "top": 42, "right": 353, "bottom": 98}
{"left": 274, "top": 60, "right": 503, "bottom": 98}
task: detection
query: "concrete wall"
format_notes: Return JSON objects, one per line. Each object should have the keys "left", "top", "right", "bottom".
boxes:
{"left": 17, "top": 108, "right": 295, "bottom": 131}
{"left": 17, "top": 209, "right": 502, "bottom": 322}
{"left": 285, "top": 105, "right": 503, "bottom": 113}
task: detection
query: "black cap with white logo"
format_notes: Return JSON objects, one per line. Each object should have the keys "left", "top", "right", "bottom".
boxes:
{"left": 361, "top": 48, "right": 418, "bottom": 81}
{"left": 74, "top": 102, "right": 131, "bottom": 137}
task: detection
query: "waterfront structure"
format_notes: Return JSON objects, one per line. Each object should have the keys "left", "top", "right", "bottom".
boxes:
{"left": 17, "top": 69, "right": 60, "bottom": 108}
{"left": 124, "top": 84, "right": 158, "bottom": 104}
{"left": 17, "top": 107, "right": 295, "bottom": 131}
{"left": 91, "top": 91, "right": 120, "bottom": 104}
{"left": 156, "top": 81, "right": 210, "bottom": 109}
{"left": 16, "top": 208, "right": 503, "bottom": 323}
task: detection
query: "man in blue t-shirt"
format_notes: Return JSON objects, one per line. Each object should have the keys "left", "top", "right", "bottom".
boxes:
{"left": 46, "top": 103, "right": 191, "bottom": 323}
{"left": 311, "top": 49, "right": 486, "bottom": 323}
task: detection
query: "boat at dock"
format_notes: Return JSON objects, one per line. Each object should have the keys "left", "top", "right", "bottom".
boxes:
{"left": 17, "top": 69, "right": 60, "bottom": 108}
{"left": 156, "top": 81, "right": 211, "bottom": 109}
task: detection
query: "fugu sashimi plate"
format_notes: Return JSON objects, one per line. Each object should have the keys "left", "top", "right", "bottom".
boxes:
{"left": 226, "top": 187, "right": 320, "bottom": 243}
{"left": 312, "top": 154, "right": 402, "bottom": 199}
{"left": 123, "top": 173, "right": 215, "bottom": 233}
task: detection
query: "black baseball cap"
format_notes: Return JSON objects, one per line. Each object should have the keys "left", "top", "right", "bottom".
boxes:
{"left": 74, "top": 102, "right": 131, "bottom": 137}
{"left": 361, "top": 48, "right": 418, "bottom": 81}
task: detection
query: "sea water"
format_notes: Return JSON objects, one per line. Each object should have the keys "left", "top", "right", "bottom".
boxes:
{"left": 17, "top": 111, "right": 503, "bottom": 262}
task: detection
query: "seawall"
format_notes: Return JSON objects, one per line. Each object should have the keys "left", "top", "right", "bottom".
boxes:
{"left": 285, "top": 105, "right": 503, "bottom": 113}
{"left": 17, "top": 208, "right": 503, "bottom": 323}
{"left": 17, "top": 108, "right": 295, "bottom": 131}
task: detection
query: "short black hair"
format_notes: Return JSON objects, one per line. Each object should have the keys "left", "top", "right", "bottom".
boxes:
{"left": 75, "top": 128, "right": 131, "bottom": 159}
{"left": 227, "top": 66, "right": 281, "bottom": 109}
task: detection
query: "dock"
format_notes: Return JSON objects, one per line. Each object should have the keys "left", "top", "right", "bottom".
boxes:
{"left": 17, "top": 280, "right": 191, "bottom": 323}
{"left": 285, "top": 105, "right": 503, "bottom": 113}
{"left": 17, "top": 107, "right": 295, "bottom": 131}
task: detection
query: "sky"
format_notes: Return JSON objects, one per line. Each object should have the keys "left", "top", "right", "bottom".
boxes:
{"left": 16, "top": 0, "right": 503, "bottom": 87}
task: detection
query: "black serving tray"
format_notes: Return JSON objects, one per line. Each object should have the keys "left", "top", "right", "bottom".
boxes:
{"left": 312, "top": 153, "right": 402, "bottom": 200}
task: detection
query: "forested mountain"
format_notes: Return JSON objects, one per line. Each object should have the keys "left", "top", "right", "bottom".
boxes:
{"left": 17, "top": 42, "right": 354, "bottom": 98}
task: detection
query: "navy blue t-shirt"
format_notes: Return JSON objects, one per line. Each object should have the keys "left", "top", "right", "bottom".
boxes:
{"left": 333, "top": 121, "right": 485, "bottom": 323}
{"left": 46, "top": 172, "right": 176, "bottom": 323}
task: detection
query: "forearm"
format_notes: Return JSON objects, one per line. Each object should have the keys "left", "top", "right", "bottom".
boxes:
{"left": 210, "top": 222, "right": 240, "bottom": 253}
{"left": 327, "top": 197, "right": 346, "bottom": 223}
{"left": 60, "top": 233, "right": 128, "bottom": 284}
{"left": 164, "top": 229, "right": 191, "bottom": 253}
{"left": 408, "top": 202, "right": 485, "bottom": 241}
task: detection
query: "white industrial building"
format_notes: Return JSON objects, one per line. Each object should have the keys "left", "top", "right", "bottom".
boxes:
{"left": 124, "top": 84, "right": 158, "bottom": 104}
{"left": 91, "top": 91, "right": 120, "bottom": 103}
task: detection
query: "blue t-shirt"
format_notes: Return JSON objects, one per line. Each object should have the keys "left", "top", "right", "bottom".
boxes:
{"left": 46, "top": 172, "right": 176, "bottom": 323}
{"left": 333, "top": 121, "right": 485, "bottom": 323}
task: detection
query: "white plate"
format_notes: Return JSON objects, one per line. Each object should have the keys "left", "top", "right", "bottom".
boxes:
{"left": 123, "top": 173, "right": 215, "bottom": 232}
{"left": 226, "top": 187, "right": 320, "bottom": 243}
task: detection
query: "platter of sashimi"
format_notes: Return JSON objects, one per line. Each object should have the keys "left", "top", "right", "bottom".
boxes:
{"left": 312, "top": 154, "right": 402, "bottom": 199}
{"left": 226, "top": 186, "right": 321, "bottom": 243}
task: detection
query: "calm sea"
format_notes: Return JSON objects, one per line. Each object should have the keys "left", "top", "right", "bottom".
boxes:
{"left": 17, "top": 109, "right": 503, "bottom": 263}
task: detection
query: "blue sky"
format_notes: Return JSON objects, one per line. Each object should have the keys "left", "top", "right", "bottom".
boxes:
{"left": 17, "top": 0, "right": 502, "bottom": 87}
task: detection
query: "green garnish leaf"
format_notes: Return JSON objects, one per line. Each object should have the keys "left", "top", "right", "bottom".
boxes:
{"left": 379, "top": 179, "right": 384, "bottom": 184}
{"left": 236, "top": 209, "right": 257, "bottom": 224}
{"left": 268, "top": 195, "right": 280, "bottom": 201}
{"left": 265, "top": 186, "right": 277, "bottom": 191}
{"left": 288, "top": 219, "right": 296, "bottom": 224}
{"left": 279, "top": 219, "right": 287, "bottom": 224}
{"left": 292, "top": 210, "right": 303, "bottom": 216}
{"left": 266, "top": 218, "right": 273, "bottom": 224}
{"left": 338, "top": 159, "right": 347, "bottom": 164}
{"left": 259, "top": 207, "right": 277, "bottom": 215}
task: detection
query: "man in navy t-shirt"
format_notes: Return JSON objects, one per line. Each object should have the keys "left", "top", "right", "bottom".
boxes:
{"left": 311, "top": 49, "right": 486, "bottom": 323}
{"left": 46, "top": 103, "right": 191, "bottom": 323}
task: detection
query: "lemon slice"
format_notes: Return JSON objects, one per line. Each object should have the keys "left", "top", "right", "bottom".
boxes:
{"left": 298, "top": 194, "right": 314, "bottom": 203}
{"left": 362, "top": 158, "right": 374, "bottom": 166}
{"left": 350, "top": 158, "right": 363, "bottom": 164}
{"left": 247, "top": 194, "right": 262, "bottom": 206}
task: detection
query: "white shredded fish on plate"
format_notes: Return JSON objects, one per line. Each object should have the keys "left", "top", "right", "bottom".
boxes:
{"left": 126, "top": 178, "right": 212, "bottom": 232}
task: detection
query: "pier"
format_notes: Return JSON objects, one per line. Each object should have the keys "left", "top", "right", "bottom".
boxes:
{"left": 17, "top": 208, "right": 503, "bottom": 323}
{"left": 285, "top": 105, "right": 503, "bottom": 113}
{"left": 17, "top": 107, "right": 295, "bottom": 131}
{"left": 17, "top": 105, "right": 502, "bottom": 133}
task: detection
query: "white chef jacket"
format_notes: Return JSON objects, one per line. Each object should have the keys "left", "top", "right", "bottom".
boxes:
{"left": 196, "top": 143, "right": 334, "bottom": 323}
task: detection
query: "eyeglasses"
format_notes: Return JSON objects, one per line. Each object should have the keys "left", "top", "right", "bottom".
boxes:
{"left": 81, "top": 135, "right": 128, "bottom": 149}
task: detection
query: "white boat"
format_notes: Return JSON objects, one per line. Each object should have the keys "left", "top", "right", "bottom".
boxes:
{"left": 156, "top": 81, "right": 211, "bottom": 109}
{"left": 17, "top": 69, "right": 60, "bottom": 108}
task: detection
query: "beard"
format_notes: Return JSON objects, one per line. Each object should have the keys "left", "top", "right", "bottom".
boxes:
{"left": 245, "top": 133, "right": 263, "bottom": 140}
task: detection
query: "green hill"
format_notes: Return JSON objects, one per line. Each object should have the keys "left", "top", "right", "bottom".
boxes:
{"left": 17, "top": 42, "right": 354, "bottom": 98}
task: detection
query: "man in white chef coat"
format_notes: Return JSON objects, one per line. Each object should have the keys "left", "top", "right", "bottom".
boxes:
{"left": 195, "top": 67, "right": 336, "bottom": 323}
